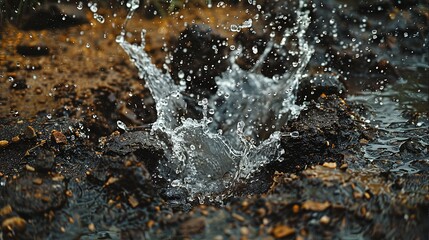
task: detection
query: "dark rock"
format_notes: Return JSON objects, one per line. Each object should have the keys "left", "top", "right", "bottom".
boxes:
{"left": 20, "top": 3, "right": 89, "bottom": 30}
{"left": 234, "top": 29, "right": 299, "bottom": 78}
{"left": 400, "top": 138, "right": 426, "bottom": 154}
{"left": 171, "top": 24, "right": 229, "bottom": 98}
{"left": 9, "top": 78, "right": 28, "bottom": 90}
{"left": 16, "top": 44, "right": 49, "bottom": 57}
{"left": 296, "top": 73, "right": 346, "bottom": 104}
{"left": 4, "top": 174, "right": 66, "bottom": 215}
{"left": 327, "top": 47, "right": 399, "bottom": 93}
{"left": 276, "top": 95, "right": 366, "bottom": 172}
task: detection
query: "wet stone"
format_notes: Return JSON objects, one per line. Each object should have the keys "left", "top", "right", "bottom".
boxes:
{"left": 16, "top": 44, "right": 50, "bottom": 57}
{"left": 19, "top": 3, "right": 89, "bottom": 30}
{"left": 400, "top": 138, "right": 426, "bottom": 155}
{"left": 51, "top": 130, "right": 67, "bottom": 144}
{"left": 3, "top": 174, "right": 66, "bottom": 215}
{"left": 276, "top": 95, "right": 366, "bottom": 172}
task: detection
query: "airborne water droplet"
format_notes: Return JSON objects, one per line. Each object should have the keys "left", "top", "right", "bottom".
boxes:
{"left": 117, "top": 120, "right": 129, "bottom": 131}
{"left": 290, "top": 131, "right": 299, "bottom": 138}
{"left": 77, "top": 1, "right": 83, "bottom": 10}
{"left": 230, "top": 24, "right": 240, "bottom": 32}
{"left": 252, "top": 46, "right": 258, "bottom": 54}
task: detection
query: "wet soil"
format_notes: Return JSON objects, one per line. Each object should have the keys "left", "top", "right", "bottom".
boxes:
{"left": 1, "top": 1, "right": 428, "bottom": 239}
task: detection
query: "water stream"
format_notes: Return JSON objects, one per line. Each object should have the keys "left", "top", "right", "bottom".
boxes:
{"left": 116, "top": 0, "right": 313, "bottom": 202}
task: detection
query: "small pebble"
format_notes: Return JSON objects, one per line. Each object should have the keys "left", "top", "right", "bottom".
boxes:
{"left": 292, "top": 204, "right": 300, "bottom": 214}
{"left": 2, "top": 217, "right": 27, "bottom": 232}
{"left": 147, "top": 220, "right": 155, "bottom": 228}
{"left": 322, "top": 162, "right": 337, "bottom": 169}
{"left": 25, "top": 164, "right": 35, "bottom": 172}
{"left": 51, "top": 130, "right": 67, "bottom": 144}
{"left": 0, "top": 140, "right": 9, "bottom": 148}
{"left": 240, "top": 226, "right": 249, "bottom": 235}
{"left": 23, "top": 126, "right": 37, "bottom": 139}
{"left": 232, "top": 213, "right": 245, "bottom": 222}
{"left": 11, "top": 136, "right": 20, "bottom": 143}
{"left": 88, "top": 223, "right": 95, "bottom": 232}
{"left": 65, "top": 190, "right": 73, "bottom": 197}
{"left": 320, "top": 215, "right": 330, "bottom": 224}
{"left": 128, "top": 195, "right": 139, "bottom": 208}
{"left": 0, "top": 205, "right": 13, "bottom": 217}
{"left": 32, "top": 178, "right": 43, "bottom": 185}
{"left": 272, "top": 225, "right": 295, "bottom": 238}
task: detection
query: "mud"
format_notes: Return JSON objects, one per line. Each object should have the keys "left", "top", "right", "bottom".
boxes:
{"left": 1, "top": 0, "right": 428, "bottom": 239}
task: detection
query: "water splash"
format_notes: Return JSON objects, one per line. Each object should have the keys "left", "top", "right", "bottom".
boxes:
{"left": 118, "top": 0, "right": 313, "bottom": 202}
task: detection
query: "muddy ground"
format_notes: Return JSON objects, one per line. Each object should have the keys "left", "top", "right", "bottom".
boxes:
{"left": 1, "top": 0, "right": 428, "bottom": 239}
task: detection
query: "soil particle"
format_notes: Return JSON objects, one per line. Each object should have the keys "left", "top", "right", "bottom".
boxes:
{"left": 0, "top": 1, "right": 427, "bottom": 239}
{"left": 302, "top": 200, "right": 330, "bottom": 212}
{"left": 51, "top": 130, "right": 68, "bottom": 144}
{"left": 271, "top": 225, "right": 295, "bottom": 238}
{"left": 322, "top": 162, "right": 337, "bottom": 169}
{"left": 0, "top": 140, "right": 9, "bottom": 148}
{"left": 0, "top": 205, "right": 13, "bottom": 217}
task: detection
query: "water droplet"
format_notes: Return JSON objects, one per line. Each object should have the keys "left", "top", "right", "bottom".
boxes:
{"left": 90, "top": 4, "right": 98, "bottom": 13}
{"left": 77, "top": 1, "right": 83, "bottom": 10}
{"left": 94, "top": 13, "right": 105, "bottom": 23}
{"left": 171, "top": 179, "right": 181, "bottom": 187}
{"left": 117, "top": 120, "right": 129, "bottom": 131}
{"left": 116, "top": 35, "right": 124, "bottom": 43}
{"left": 178, "top": 70, "right": 185, "bottom": 79}
{"left": 252, "top": 46, "right": 258, "bottom": 54}
{"left": 241, "top": 19, "right": 252, "bottom": 28}
{"left": 290, "top": 131, "right": 299, "bottom": 138}
{"left": 230, "top": 24, "right": 240, "bottom": 32}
